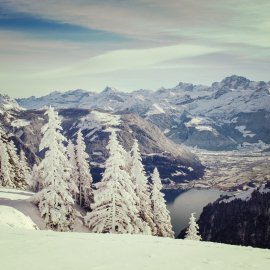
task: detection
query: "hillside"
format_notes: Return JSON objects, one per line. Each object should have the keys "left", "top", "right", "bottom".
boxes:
{"left": 197, "top": 186, "right": 270, "bottom": 249}
{"left": 0, "top": 101, "right": 203, "bottom": 184}
{"left": 177, "top": 184, "right": 270, "bottom": 249}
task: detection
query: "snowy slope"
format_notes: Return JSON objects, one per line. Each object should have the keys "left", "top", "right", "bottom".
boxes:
{"left": 0, "top": 188, "right": 46, "bottom": 229}
{"left": 0, "top": 188, "right": 90, "bottom": 232}
{"left": 0, "top": 187, "right": 36, "bottom": 231}
{"left": 196, "top": 185, "right": 270, "bottom": 249}
{"left": 0, "top": 94, "right": 22, "bottom": 112}
{"left": 1, "top": 108, "right": 203, "bottom": 185}
{"left": 0, "top": 206, "right": 37, "bottom": 229}
{"left": 0, "top": 227, "right": 269, "bottom": 270}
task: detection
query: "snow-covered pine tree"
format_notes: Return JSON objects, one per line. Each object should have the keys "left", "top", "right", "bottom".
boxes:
{"left": 151, "top": 167, "right": 174, "bottom": 238}
{"left": 130, "top": 139, "right": 156, "bottom": 235}
{"left": 6, "top": 140, "right": 28, "bottom": 189}
{"left": 19, "top": 149, "right": 31, "bottom": 186}
{"left": 66, "top": 140, "right": 79, "bottom": 199}
{"left": 0, "top": 132, "right": 15, "bottom": 188}
{"left": 32, "top": 107, "right": 75, "bottom": 232}
{"left": 75, "top": 130, "right": 93, "bottom": 208}
{"left": 85, "top": 130, "right": 150, "bottom": 234}
{"left": 185, "top": 212, "right": 202, "bottom": 241}
{"left": 30, "top": 164, "right": 43, "bottom": 192}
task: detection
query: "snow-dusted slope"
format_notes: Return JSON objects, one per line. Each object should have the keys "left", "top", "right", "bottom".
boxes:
{"left": 1, "top": 108, "right": 203, "bottom": 185}
{"left": 0, "top": 206, "right": 37, "bottom": 229}
{"left": 16, "top": 75, "right": 270, "bottom": 150}
{"left": 1, "top": 227, "right": 269, "bottom": 270}
{"left": 0, "top": 188, "right": 89, "bottom": 232}
{"left": 0, "top": 94, "right": 22, "bottom": 113}
{"left": 0, "top": 187, "right": 45, "bottom": 229}
{"left": 195, "top": 184, "right": 270, "bottom": 249}
{"left": 17, "top": 89, "right": 95, "bottom": 110}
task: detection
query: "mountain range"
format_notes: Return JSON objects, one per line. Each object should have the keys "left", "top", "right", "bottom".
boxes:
{"left": 16, "top": 75, "right": 270, "bottom": 151}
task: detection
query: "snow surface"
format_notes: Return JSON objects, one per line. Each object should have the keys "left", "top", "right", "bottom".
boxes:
{"left": 221, "top": 188, "right": 256, "bottom": 203}
{"left": 235, "top": 126, "right": 256, "bottom": 138}
{"left": 146, "top": 103, "right": 165, "bottom": 116}
{"left": 163, "top": 128, "right": 170, "bottom": 134}
{"left": 0, "top": 188, "right": 90, "bottom": 232}
{"left": 0, "top": 206, "right": 37, "bottom": 229}
{"left": 186, "top": 117, "right": 205, "bottom": 126}
{"left": 171, "top": 171, "right": 187, "bottom": 177}
{"left": 11, "top": 119, "right": 30, "bottom": 128}
{"left": 77, "top": 110, "right": 121, "bottom": 134}
{"left": 0, "top": 94, "right": 22, "bottom": 111}
{"left": 0, "top": 227, "right": 269, "bottom": 270}
{"left": 221, "top": 184, "right": 270, "bottom": 203}
{"left": 0, "top": 188, "right": 33, "bottom": 200}
{"left": 185, "top": 117, "right": 219, "bottom": 136}
{"left": 195, "top": 125, "right": 219, "bottom": 136}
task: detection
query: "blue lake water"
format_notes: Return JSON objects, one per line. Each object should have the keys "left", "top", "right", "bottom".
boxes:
{"left": 165, "top": 188, "right": 224, "bottom": 236}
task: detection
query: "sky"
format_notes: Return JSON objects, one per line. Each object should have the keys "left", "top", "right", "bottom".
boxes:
{"left": 0, "top": 0, "right": 270, "bottom": 98}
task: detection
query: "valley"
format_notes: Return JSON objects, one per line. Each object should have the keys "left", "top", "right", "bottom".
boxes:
{"left": 169, "top": 149, "right": 270, "bottom": 192}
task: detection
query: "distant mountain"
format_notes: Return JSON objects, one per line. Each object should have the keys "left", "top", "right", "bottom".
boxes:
{"left": 16, "top": 75, "right": 270, "bottom": 151}
{"left": 0, "top": 97, "right": 203, "bottom": 184}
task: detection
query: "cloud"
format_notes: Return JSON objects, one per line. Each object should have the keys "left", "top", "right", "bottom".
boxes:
{"left": 50, "top": 43, "right": 222, "bottom": 76}
{"left": 2, "top": 0, "right": 270, "bottom": 50}
{"left": 2, "top": 0, "right": 270, "bottom": 46}
{"left": 1, "top": 0, "right": 270, "bottom": 97}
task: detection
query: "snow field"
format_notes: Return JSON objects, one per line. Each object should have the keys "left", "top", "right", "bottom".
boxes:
{"left": 0, "top": 227, "right": 269, "bottom": 270}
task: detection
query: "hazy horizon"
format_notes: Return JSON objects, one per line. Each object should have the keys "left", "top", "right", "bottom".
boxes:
{"left": 1, "top": 1, "right": 270, "bottom": 98}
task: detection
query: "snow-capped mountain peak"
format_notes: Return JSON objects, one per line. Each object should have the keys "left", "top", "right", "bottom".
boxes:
{"left": 101, "top": 86, "right": 119, "bottom": 94}
{"left": 220, "top": 75, "right": 251, "bottom": 88}
{"left": 0, "top": 94, "right": 22, "bottom": 113}
{"left": 212, "top": 75, "right": 249, "bottom": 92}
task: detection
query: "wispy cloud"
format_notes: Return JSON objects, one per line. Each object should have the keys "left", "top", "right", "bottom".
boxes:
{"left": 0, "top": 0, "right": 269, "bottom": 97}
{"left": 45, "top": 43, "right": 222, "bottom": 76}
{"left": 3, "top": 0, "right": 270, "bottom": 46}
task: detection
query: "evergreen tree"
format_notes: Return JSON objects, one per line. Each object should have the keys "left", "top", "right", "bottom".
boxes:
{"left": 32, "top": 107, "right": 75, "bottom": 231}
{"left": 185, "top": 212, "right": 202, "bottom": 241}
{"left": 30, "top": 164, "right": 43, "bottom": 192}
{"left": 0, "top": 127, "right": 29, "bottom": 190}
{"left": 130, "top": 139, "right": 156, "bottom": 235}
{"left": 0, "top": 137, "right": 15, "bottom": 188}
{"left": 19, "top": 149, "right": 31, "bottom": 186}
{"left": 151, "top": 167, "right": 174, "bottom": 238}
{"left": 85, "top": 130, "right": 150, "bottom": 234}
{"left": 76, "top": 130, "right": 93, "bottom": 208}
{"left": 66, "top": 140, "right": 79, "bottom": 198}
{"left": 6, "top": 140, "right": 28, "bottom": 189}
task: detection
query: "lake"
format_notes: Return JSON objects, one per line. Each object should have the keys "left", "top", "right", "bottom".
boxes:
{"left": 165, "top": 188, "right": 224, "bottom": 237}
